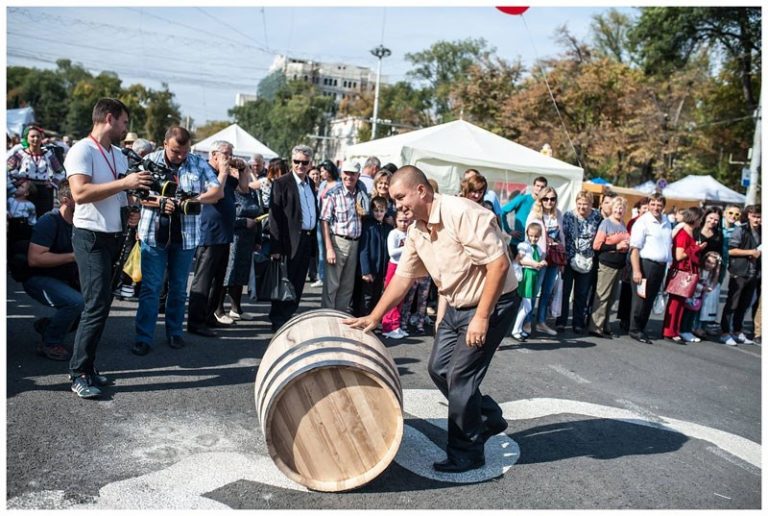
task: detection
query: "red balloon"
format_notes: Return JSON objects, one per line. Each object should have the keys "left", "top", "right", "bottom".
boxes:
{"left": 496, "top": 6, "right": 529, "bottom": 15}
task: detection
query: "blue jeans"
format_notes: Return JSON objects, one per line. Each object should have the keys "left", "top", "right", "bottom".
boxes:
{"left": 556, "top": 263, "right": 596, "bottom": 330}
{"left": 534, "top": 265, "right": 559, "bottom": 323}
{"left": 135, "top": 241, "right": 195, "bottom": 346}
{"left": 23, "top": 276, "right": 84, "bottom": 346}
{"left": 70, "top": 227, "right": 122, "bottom": 378}
{"left": 316, "top": 224, "right": 326, "bottom": 282}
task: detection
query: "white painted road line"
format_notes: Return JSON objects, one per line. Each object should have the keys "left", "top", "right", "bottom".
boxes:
{"left": 548, "top": 364, "right": 591, "bottom": 384}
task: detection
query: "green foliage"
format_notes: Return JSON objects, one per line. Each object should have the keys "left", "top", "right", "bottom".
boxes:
{"left": 230, "top": 79, "right": 333, "bottom": 156}
{"left": 405, "top": 37, "right": 493, "bottom": 122}
{"left": 590, "top": 9, "right": 637, "bottom": 65}
{"left": 257, "top": 70, "right": 287, "bottom": 101}
{"left": 193, "top": 120, "right": 231, "bottom": 141}
{"left": 6, "top": 61, "right": 181, "bottom": 140}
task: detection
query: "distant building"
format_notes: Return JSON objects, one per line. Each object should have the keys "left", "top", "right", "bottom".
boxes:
{"left": 235, "top": 93, "right": 259, "bottom": 106}
{"left": 268, "top": 55, "right": 382, "bottom": 104}
{"left": 315, "top": 115, "right": 369, "bottom": 163}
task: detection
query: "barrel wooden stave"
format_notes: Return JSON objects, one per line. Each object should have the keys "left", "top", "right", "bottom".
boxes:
{"left": 254, "top": 309, "right": 403, "bottom": 492}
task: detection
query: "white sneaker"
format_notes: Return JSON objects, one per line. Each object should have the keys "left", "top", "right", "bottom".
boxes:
{"left": 680, "top": 332, "right": 700, "bottom": 343}
{"left": 214, "top": 312, "right": 234, "bottom": 325}
{"left": 536, "top": 323, "right": 557, "bottom": 336}
{"left": 310, "top": 280, "right": 324, "bottom": 288}
{"left": 383, "top": 328, "right": 406, "bottom": 340}
{"left": 228, "top": 310, "right": 255, "bottom": 321}
{"left": 736, "top": 332, "right": 754, "bottom": 344}
{"left": 399, "top": 328, "right": 410, "bottom": 337}
{"left": 721, "top": 335, "right": 738, "bottom": 346}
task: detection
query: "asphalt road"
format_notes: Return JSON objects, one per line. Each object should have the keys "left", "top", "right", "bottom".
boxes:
{"left": 5, "top": 274, "right": 761, "bottom": 510}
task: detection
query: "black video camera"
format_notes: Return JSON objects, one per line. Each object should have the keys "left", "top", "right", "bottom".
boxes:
{"left": 121, "top": 148, "right": 202, "bottom": 215}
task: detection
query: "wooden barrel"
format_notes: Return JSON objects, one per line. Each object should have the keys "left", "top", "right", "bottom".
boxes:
{"left": 254, "top": 309, "right": 403, "bottom": 492}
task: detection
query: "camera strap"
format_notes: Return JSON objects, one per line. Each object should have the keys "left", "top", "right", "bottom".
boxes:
{"left": 156, "top": 198, "right": 171, "bottom": 249}
{"left": 88, "top": 135, "right": 117, "bottom": 179}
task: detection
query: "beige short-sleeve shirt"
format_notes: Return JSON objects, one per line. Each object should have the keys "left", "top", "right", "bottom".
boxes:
{"left": 396, "top": 193, "right": 518, "bottom": 308}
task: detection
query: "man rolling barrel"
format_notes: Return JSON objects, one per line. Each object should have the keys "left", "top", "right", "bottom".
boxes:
{"left": 344, "top": 165, "right": 520, "bottom": 473}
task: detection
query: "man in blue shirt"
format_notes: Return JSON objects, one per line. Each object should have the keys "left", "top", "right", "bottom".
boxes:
{"left": 130, "top": 128, "right": 223, "bottom": 355}
{"left": 185, "top": 140, "right": 246, "bottom": 338}
{"left": 500, "top": 176, "right": 548, "bottom": 243}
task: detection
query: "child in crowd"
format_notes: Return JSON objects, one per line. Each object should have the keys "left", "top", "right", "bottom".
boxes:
{"left": 402, "top": 275, "right": 431, "bottom": 335}
{"left": 510, "top": 223, "right": 548, "bottom": 341}
{"left": 7, "top": 178, "right": 37, "bottom": 243}
{"left": 354, "top": 196, "right": 392, "bottom": 316}
{"left": 381, "top": 211, "right": 410, "bottom": 339}
{"left": 691, "top": 251, "right": 722, "bottom": 340}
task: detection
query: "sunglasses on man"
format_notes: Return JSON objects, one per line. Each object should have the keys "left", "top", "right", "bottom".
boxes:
{"left": 293, "top": 159, "right": 310, "bottom": 166}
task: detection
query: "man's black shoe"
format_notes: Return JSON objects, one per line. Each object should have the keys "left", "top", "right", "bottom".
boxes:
{"left": 481, "top": 418, "right": 509, "bottom": 443}
{"left": 433, "top": 457, "right": 485, "bottom": 473}
{"left": 131, "top": 342, "right": 151, "bottom": 356}
{"left": 168, "top": 335, "right": 186, "bottom": 349}
{"left": 629, "top": 331, "right": 652, "bottom": 344}
{"left": 188, "top": 326, "right": 217, "bottom": 338}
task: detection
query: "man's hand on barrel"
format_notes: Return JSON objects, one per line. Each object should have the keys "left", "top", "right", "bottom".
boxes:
{"left": 465, "top": 315, "right": 489, "bottom": 348}
{"left": 342, "top": 315, "right": 380, "bottom": 334}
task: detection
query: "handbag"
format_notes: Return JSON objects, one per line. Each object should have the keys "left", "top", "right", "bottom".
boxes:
{"left": 570, "top": 254, "right": 593, "bottom": 274}
{"left": 546, "top": 242, "right": 567, "bottom": 267}
{"left": 664, "top": 269, "right": 699, "bottom": 298}
{"left": 258, "top": 258, "right": 297, "bottom": 302}
{"left": 122, "top": 242, "right": 142, "bottom": 283}
{"left": 652, "top": 292, "right": 667, "bottom": 315}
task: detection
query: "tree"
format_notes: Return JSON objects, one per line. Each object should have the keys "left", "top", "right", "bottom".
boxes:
{"left": 339, "top": 81, "right": 432, "bottom": 141}
{"left": 64, "top": 71, "right": 123, "bottom": 137}
{"left": 7, "top": 67, "right": 68, "bottom": 133}
{"left": 193, "top": 120, "right": 231, "bottom": 142}
{"left": 629, "top": 7, "right": 761, "bottom": 110}
{"left": 231, "top": 80, "right": 333, "bottom": 156}
{"left": 143, "top": 84, "right": 182, "bottom": 144}
{"left": 405, "top": 38, "right": 493, "bottom": 122}
{"left": 590, "top": 9, "right": 637, "bottom": 65}
{"left": 451, "top": 56, "right": 523, "bottom": 135}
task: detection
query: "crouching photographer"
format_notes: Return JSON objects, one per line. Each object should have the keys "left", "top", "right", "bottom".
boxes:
{"left": 131, "top": 126, "right": 224, "bottom": 356}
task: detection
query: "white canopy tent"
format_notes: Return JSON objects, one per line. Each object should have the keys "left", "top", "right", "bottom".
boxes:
{"left": 192, "top": 124, "right": 278, "bottom": 161}
{"left": 7, "top": 107, "right": 35, "bottom": 137}
{"left": 344, "top": 120, "right": 584, "bottom": 210}
{"left": 633, "top": 180, "right": 657, "bottom": 194}
{"left": 663, "top": 175, "right": 746, "bottom": 204}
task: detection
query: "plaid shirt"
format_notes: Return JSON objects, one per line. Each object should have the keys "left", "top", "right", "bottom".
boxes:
{"left": 137, "top": 150, "right": 220, "bottom": 250}
{"left": 320, "top": 183, "right": 366, "bottom": 239}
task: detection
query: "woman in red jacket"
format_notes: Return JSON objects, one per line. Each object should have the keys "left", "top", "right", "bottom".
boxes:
{"left": 663, "top": 207, "right": 705, "bottom": 343}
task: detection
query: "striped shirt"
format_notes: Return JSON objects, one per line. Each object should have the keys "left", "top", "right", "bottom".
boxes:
{"left": 137, "top": 150, "right": 220, "bottom": 250}
{"left": 320, "top": 183, "right": 364, "bottom": 239}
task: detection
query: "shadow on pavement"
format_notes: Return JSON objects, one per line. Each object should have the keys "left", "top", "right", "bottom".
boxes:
{"left": 510, "top": 417, "right": 688, "bottom": 464}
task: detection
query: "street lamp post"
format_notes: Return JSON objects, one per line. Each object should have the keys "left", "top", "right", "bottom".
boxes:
{"left": 370, "top": 44, "right": 391, "bottom": 140}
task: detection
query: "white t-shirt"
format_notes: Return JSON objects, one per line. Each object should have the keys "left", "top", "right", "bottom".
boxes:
{"left": 65, "top": 138, "right": 128, "bottom": 233}
{"left": 387, "top": 228, "right": 408, "bottom": 264}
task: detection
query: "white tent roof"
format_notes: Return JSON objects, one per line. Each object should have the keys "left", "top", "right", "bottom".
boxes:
{"left": 633, "top": 180, "right": 657, "bottom": 194}
{"left": 7, "top": 107, "right": 35, "bottom": 137}
{"left": 345, "top": 120, "right": 584, "bottom": 209}
{"left": 192, "top": 123, "right": 278, "bottom": 160}
{"left": 663, "top": 175, "right": 746, "bottom": 204}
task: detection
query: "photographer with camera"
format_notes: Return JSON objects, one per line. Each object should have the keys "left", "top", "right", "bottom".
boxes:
{"left": 187, "top": 141, "right": 246, "bottom": 337}
{"left": 131, "top": 127, "right": 224, "bottom": 356}
{"left": 65, "top": 98, "right": 151, "bottom": 399}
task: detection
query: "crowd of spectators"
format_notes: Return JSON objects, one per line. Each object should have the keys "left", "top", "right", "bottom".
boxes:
{"left": 7, "top": 98, "right": 762, "bottom": 400}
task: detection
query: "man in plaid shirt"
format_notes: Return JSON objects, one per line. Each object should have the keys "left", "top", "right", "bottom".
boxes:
{"left": 131, "top": 127, "right": 225, "bottom": 356}
{"left": 320, "top": 160, "right": 370, "bottom": 312}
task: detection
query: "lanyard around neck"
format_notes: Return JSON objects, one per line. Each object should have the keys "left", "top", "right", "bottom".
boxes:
{"left": 88, "top": 134, "right": 117, "bottom": 180}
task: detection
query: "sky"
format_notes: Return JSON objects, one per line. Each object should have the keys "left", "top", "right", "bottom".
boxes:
{"left": 7, "top": 4, "right": 639, "bottom": 127}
